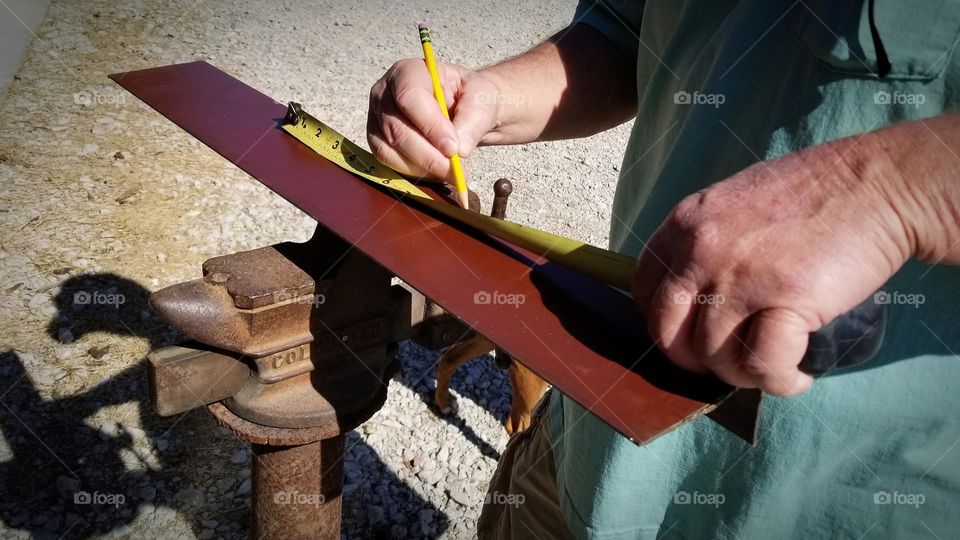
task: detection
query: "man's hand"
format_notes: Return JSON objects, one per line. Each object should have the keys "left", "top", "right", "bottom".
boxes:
{"left": 632, "top": 134, "right": 920, "bottom": 396}
{"left": 366, "top": 24, "right": 638, "bottom": 184}
{"left": 367, "top": 59, "right": 501, "bottom": 182}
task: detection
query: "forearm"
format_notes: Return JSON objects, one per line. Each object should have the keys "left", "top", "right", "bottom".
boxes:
{"left": 854, "top": 113, "right": 960, "bottom": 265}
{"left": 479, "top": 23, "right": 637, "bottom": 145}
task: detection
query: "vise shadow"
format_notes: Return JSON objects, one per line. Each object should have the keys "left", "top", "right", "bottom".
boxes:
{"left": 0, "top": 274, "right": 217, "bottom": 538}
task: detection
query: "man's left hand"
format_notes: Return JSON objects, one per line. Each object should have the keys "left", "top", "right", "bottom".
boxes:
{"left": 632, "top": 136, "right": 916, "bottom": 395}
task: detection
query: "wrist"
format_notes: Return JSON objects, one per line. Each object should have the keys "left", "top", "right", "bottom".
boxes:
{"left": 832, "top": 131, "right": 917, "bottom": 266}
{"left": 863, "top": 117, "right": 960, "bottom": 263}
{"left": 476, "top": 64, "right": 547, "bottom": 145}
{"left": 475, "top": 66, "right": 510, "bottom": 144}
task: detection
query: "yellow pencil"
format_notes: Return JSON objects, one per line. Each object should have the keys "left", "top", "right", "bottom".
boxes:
{"left": 418, "top": 23, "right": 470, "bottom": 209}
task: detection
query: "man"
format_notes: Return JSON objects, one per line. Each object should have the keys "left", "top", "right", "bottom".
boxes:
{"left": 368, "top": 1, "right": 960, "bottom": 537}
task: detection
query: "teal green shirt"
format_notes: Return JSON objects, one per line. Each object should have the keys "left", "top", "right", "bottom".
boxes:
{"left": 549, "top": 1, "right": 960, "bottom": 537}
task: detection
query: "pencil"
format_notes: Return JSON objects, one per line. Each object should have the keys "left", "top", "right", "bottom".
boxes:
{"left": 418, "top": 23, "right": 470, "bottom": 209}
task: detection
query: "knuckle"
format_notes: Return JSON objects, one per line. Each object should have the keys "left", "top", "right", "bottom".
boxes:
{"left": 394, "top": 58, "right": 420, "bottom": 71}
{"left": 658, "top": 277, "right": 699, "bottom": 307}
{"left": 385, "top": 59, "right": 409, "bottom": 78}
{"left": 388, "top": 59, "right": 424, "bottom": 88}
{"left": 741, "top": 355, "right": 801, "bottom": 397}
{"left": 391, "top": 85, "right": 418, "bottom": 115}
{"left": 693, "top": 318, "right": 732, "bottom": 362}
{"left": 646, "top": 301, "right": 680, "bottom": 341}
{"left": 381, "top": 118, "right": 407, "bottom": 147}
{"left": 370, "top": 149, "right": 392, "bottom": 171}
{"left": 369, "top": 141, "right": 400, "bottom": 172}
{"left": 369, "top": 80, "right": 386, "bottom": 102}
{"left": 687, "top": 222, "right": 721, "bottom": 260}
{"left": 369, "top": 138, "right": 387, "bottom": 161}
{"left": 699, "top": 352, "right": 728, "bottom": 371}
{"left": 774, "top": 271, "right": 817, "bottom": 299}
{"left": 422, "top": 153, "right": 448, "bottom": 177}
{"left": 740, "top": 353, "right": 772, "bottom": 380}
{"left": 670, "top": 192, "right": 706, "bottom": 226}
{"left": 666, "top": 194, "right": 722, "bottom": 261}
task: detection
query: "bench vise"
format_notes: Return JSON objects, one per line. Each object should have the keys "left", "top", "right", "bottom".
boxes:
{"left": 146, "top": 188, "right": 500, "bottom": 539}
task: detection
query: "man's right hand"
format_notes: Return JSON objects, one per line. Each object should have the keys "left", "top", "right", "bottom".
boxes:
{"left": 366, "top": 58, "right": 502, "bottom": 182}
{"left": 366, "top": 24, "right": 638, "bottom": 182}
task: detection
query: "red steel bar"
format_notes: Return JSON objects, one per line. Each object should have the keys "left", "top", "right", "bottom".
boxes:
{"left": 110, "top": 62, "right": 732, "bottom": 444}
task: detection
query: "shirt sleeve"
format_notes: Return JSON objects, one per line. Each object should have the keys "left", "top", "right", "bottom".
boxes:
{"left": 572, "top": 0, "right": 645, "bottom": 60}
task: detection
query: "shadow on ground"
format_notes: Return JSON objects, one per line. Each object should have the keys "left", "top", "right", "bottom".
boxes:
{"left": 392, "top": 343, "right": 511, "bottom": 461}
{"left": 0, "top": 273, "right": 451, "bottom": 538}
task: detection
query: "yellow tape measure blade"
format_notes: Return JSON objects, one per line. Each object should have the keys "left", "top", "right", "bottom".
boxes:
{"left": 279, "top": 102, "right": 635, "bottom": 290}
{"left": 281, "top": 102, "right": 431, "bottom": 199}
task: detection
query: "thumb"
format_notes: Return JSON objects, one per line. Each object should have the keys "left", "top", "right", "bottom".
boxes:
{"left": 741, "top": 308, "right": 814, "bottom": 396}
{"left": 451, "top": 84, "right": 498, "bottom": 158}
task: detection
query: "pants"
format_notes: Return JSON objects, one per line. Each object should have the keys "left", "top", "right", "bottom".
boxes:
{"left": 477, "top": 394, "right": 576, "bottom": 539}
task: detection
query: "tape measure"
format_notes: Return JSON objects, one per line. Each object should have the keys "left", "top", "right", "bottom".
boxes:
{"left": 280, "top": 102, "right": 634, "bottom": 290}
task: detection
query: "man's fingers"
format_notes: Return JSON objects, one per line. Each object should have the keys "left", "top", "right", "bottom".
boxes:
{"left": 647, "top": 278, "right": 707, "bottom": 374}
{"left": 368, "top": 59, "right": 499, "bottom": 180}
{"left": 368, "top": 130, "right": 429, "bottom": 179}
{"left": 631, "top": 244, "right": 671, "bottom": 315}
{"left": 740, "top": 308, "right": 814, "bottom": 396}
{"left": 368, "top": 119, "right": 450, "bottom": 180}
{"left": 390, "top": 64, "right": 460, "bottom": 157}
{"left": 375, "top": 99, "right": 454, "bottom": 180}
{"left": 694, "top": 304, "right": 756, "bottom": 388}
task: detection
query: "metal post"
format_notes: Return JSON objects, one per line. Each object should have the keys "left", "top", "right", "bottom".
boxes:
{"left": 251, "top": 436, "right": 344, "bottom": 540}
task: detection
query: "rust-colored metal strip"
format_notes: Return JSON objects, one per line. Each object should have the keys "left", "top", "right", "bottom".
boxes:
{"left": 110, "top": 61, "right": 732, "bottom": 444}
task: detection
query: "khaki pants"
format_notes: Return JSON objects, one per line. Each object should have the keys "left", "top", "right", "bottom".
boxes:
{"left": 477, "top": 395, "right": 576, "bottom": 539}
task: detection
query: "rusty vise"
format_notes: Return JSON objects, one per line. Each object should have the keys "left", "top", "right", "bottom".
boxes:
{"left": 147, "top": 187, "right": 502, "bottom": 538}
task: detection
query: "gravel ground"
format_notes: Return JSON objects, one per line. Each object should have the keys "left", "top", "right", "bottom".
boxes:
{"left": 0, "top": 1, "right": 633, "bottom": 538}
